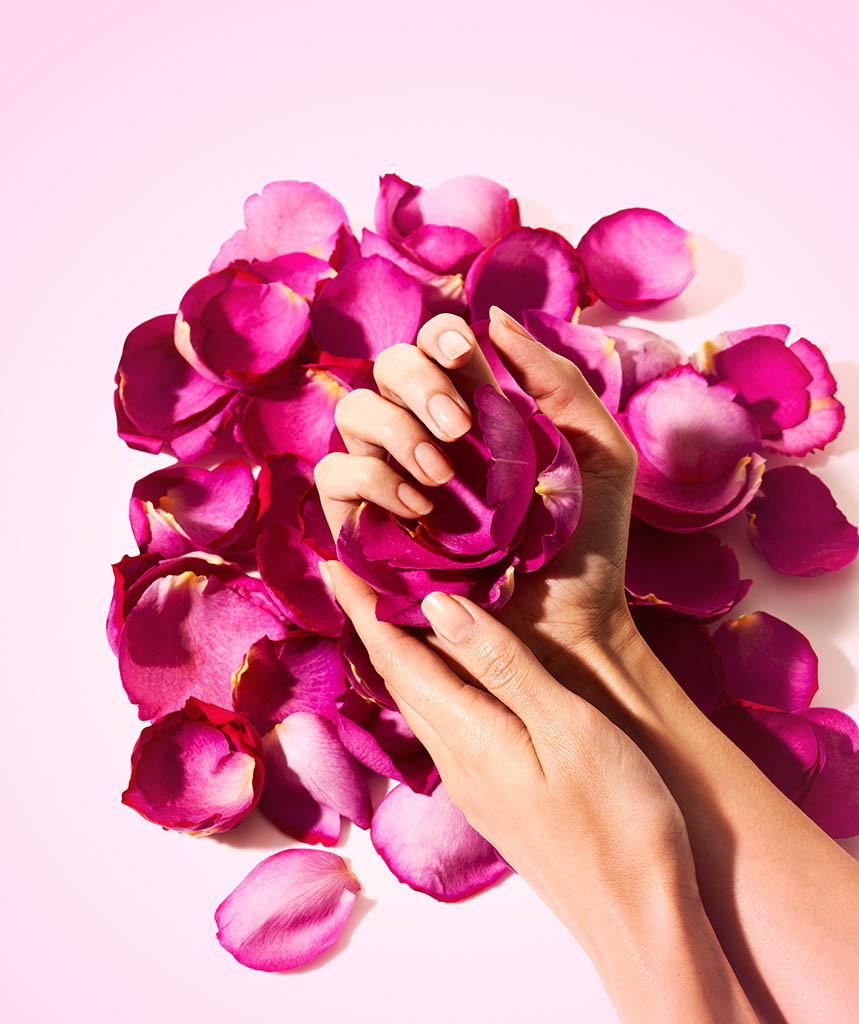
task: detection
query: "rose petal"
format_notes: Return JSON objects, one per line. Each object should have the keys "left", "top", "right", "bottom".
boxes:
{"left": 796, "top": 708, "right": 859, "bottom": 838}
{"left": 631, "top": 606, "right": 724, "bottom": 714}
{"left": 522, "top": 311, "right": 622, "bottom": 413}
{"left": 713, "top": 611, "right": 818, "bottom": 711}
{"left": 232, "top": 633, "right": 346, "bottom": 736}
{"left": 118, "top": 565, "right": 288, "bottom": 720}
{"left": 257, "top": 523, "right": 344, "bottom": 635}
{"left": 210, "top": 180, "right": 354, "bottom": 272}
{"left": 114, "top": 314, "right": 231, "bottom": 453}
{"left": 602, "top": 325, "right": 684, "bottom": 409}
{"left": 371, "top": 781, "right": 510, "bottom": 901}
{"left": 107, "top": 552, "right": 161, "bottom": 655}
{"left": 339, "top": 616, "right": 397, "bottom": 709}
{"left": 766, "top": 338, "right": 845, "bottom": 455}
{"left": 260, "top": 712, "right": 371, "bottom": 845}
{"left": 747, "top": 466, "right": 859, "bottom": 576}
{"left": 215, "top": 848, "right": 361, "bottom": 971}
{"left": 578, "top": 208, "right": 695, "bottom": 311}
{"left": 360, "top": 228, "right": 467, "bottom": 317}
{"left": 309, "top": 254, "right": 423, "bottom": 360}
{"left": 625, "top": 519, "right": 750, "bottom": 619}
{"left": 465, "top": 226, "right": 592, "bottom": 322}
{"left": 710, "top": 701, "right": 821, "bottom": 802}
{"left": 122, "top": 697, "right": 264, "bottom": 835}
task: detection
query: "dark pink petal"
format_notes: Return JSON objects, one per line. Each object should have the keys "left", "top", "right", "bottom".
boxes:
{"left": 359, "top": 228, "right": 467, "bottom": 316}
{"left": 210, "top": 180, "right": 354, "bottom": 272}
{"left": 625, "top": 519, "right": 750, "bottom": 619}
{"left": 243, "top": 252, "right": 336, "bottom": 300}
{"left": 122, "top": 698, "right": 264, "bottom": 835}
{"left": 232, "top": 633, "right": 346, "bottom": 736}
{"left": 239, "top": 358, "right": 372, "bottom": 463}
{"left": 107, "top": 553, "right": 161, "bottom": 655}
{"left": 523, "top": 311, "right": 623, "bottom": 413}
{"left": 260, "top": 712, "right": 371, "bottom": 845}
{"left": 603, "top": 325, "right": 684, "bottom": 409}
{"left": 215, "top": 848, "right": 361, "bottom": 971}
{"left": 130, "top": 460, "right": 257, "bottom": 558}
{"left": 176, "top": 266, "right": 310, "bottom": 390}
{"left": 371, "top": 782, "right": 510, "bottom": 901}
{"left": 513, "top": 414, "right": 583, "bottom": 572}
{"left": 118, "top": 566, "right": 288, "bottom": 720}
{"left": 310, "top": 254, "right": 423, "bottom": 360}
{"left": 713, "top": 611, "right": 818, "bottom": 711}
{"left": 168, "top": 395, "right": 242, "bottom": 462}
{"left": 796, "top": 708, "right": 859, "bottom": 838}
{"left": 747, "top": 466, "right": 859, "bottom": 576}
{"left": 466, "top": 226, "right": 592, "bottom": 322}
{"left": 631, "top": 606, "right": 724, "bottom": 714}
{"left": 257, "top": 453, "right": 314, "bottom": 532}
{"left": 340, "top": 617, "right": 396, "bottom": 709}
{"left": 766, "top": 338, "right": 845, "bottom": 455}
{"left": 334, "top": 689, "right": 438, "bottom": 794}
{"left": 397, "top": 224, "right": 483, "bottom": 274}
{"left": 578, "top": 208, "right": 695, "bottom": 311}
{"left": 114, "top": 314, "right": 231, "bottom": 453}
{"left": 710, "top": 701, "right": 821, "bottom": 801}
{"left": 257, "top": 523, "right": 344, "bottom": 635}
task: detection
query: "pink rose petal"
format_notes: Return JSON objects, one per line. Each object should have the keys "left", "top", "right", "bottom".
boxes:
{"left": 796, "top": 708, "right": 859, "bottom": 838}
{"left": 713, "top": 611, "right": 818, "bottom": 711}
{"left": 215, "top": 848, "right": 361, "bottom": 971}
{"left": 578, "top": 208, "right": 695, "bottom": 311}
{"left": 371, "top": 781, "right": 510, "bottom": 901}
{"left": 603, "top": 325, "right": 684, "bottom": 409}
{"left": 260, "top": 712, "right": 371, "bottom": 845}
{"left": 122, "top": 698, "right": 264, "bottom": 835}
{"left": 747, "top": 466, "right": 859, "bottom": 576}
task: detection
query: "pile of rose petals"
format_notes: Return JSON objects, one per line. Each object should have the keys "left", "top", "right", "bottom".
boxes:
{"left": 110, "top": 173, "right": 859, "bottom": 973}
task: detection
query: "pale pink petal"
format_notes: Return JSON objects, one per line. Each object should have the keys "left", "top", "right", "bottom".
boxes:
{"left": 215, "top": 848, "right": 361, "bottom": 971}
{"left": 371, "top": 781, "right": 510, "bottom": 901}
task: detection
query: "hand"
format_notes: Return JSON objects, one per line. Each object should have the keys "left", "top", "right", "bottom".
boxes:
{"left": 320, "top": 561, "right": 756, "bottom": 1024}
{"left": 314, "top": 306, "right": 640, "bottom": 698}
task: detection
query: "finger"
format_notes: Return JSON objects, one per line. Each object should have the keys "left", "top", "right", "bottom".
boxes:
{"left": 420, "top": 590, "right": 578, "bottom": 736}
{"left": 415, "top": 313, "right": 503, "bottom": 401}
{"left": 487, "top": 305, "right": 635, "bottom": 470}
{"left": 372, "top": 343, "right": 473, "bottom": 442}
{"left": 313, "top": 452, "right": 433, "bottom": 540}
{"left": 322, "top": 559, "right": 514, "bottom": 761}
{"left": 333, "top": 388, "right": 455, "bottom": 487}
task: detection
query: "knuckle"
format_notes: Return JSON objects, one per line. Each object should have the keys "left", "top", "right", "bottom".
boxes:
{"left": 475, "top": 640, "right": 521, "bottom": 694}
{"left": 312, "top": 452, "right": 341, "bottom": 489}
{"left": 374, "top": 343, "right": 414, "bottom": 376}
{"left": 333, "top": 387, "right": 374, "bottom": 427}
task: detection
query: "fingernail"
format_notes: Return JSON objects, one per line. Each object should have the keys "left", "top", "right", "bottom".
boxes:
{"left": 438, "top": 330, "right": 471, "bottom": 361}
{"left": 397, "top": 481, "right": 433, "bottom": 516}
{"left": 318, "top": 560, "right": 334, "bottom": 594}
{"left": 414, "top": 441, "right": 454, "bottom": 484}
{"left": 489, "top": 305, "right": 531, "bottom": 339}
{"left": 421, "top": 592, "right": 475, "bottom": 644}
{"left": 428, "top": 393, "right": 471, "bottom": 438}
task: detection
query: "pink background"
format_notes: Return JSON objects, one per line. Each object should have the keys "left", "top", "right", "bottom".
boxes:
{"left": 3, "top": 1, "right": 858, "bottom": 1020}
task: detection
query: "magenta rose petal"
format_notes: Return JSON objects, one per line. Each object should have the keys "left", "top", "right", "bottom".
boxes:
{"left": 232, "top": 633, "right": 346, "bottom": 736}
{"left": 631, "top": 606, "right": 724, "bottom": 714}
{"left": 122, "top": 698, "right": 264, "bottom": 835}
{"left": 625, "top": 519, "right": 750, "bottom": 619}
{"left": 371, "top": 781, "right": 510, "bottom": 901}
{"left": 578, "top": 208, "right": 695, "bottom": 311}
{"left": 239, "top": 358, "right": 371, "bottom": 463}
{"left": 260, "top": 712, "right": 372, "bottom": 844}
{"left": 107, "top": 552, "right": 161, "bottom": 655}
{"left": 118, "top": 564, "right": 288, "bottom": 720}
{"left": 602, "top": 325, "right": 684, "bottom": 409}
{"left": 514, "top": 414, "right": 583, "bottom": 572}
{"left": 796, "top": 708, "right": 859, "bottom": 838}
{"left": 710, "top": 701, "right": 821, "bottom": 802}
{"left": 339, "top": 617, "right": 397, "bottom": 709}
{"left": 747, "top": 465, "right": 859, "bottom": 576}
{"left": 257, "top": 523, "right": 344, "bottom": 635}
{"left": 713, "top": 611, "right": 818, "bottom": 711}
{"left": 215, "top": 848, "right": 361, "bottom": 971}
{"left": 359, "top": 228, "right": 467, "bottom": 316}
{"left": 466, "top": 226, "right": 592, "bottom": 322}
{"left": 210, "top": 180, "right": 354, "bottom": 272}
{"left": 114, "top": 314, "right": 231, "bottom": 454}
{"left": 310, "top": 254, "right": 423, "bottom": 360}
{"left": 522, "top": 311, "right": 623, "bottom": 413}
{"left": 769, "top": 338, "right": 845, "bottom": 455}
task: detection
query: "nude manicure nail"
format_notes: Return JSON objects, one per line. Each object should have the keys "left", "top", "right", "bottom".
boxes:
{"left": 421, "top": 592, "right": 475, "bottom": 643}
{"left": 428, "top": 393, "right": 471, "bottom": 438}
{"left": 438, "top": 330, "right": 471, "bottom": 360}
{"left": 318, "top": 560, "right": 334, "bottom": 594}
{"left": 397, "top": 481, "right": 433, "bottom": 515}
{"left": 414, "top": 441, "right": 454, "bottom": 484}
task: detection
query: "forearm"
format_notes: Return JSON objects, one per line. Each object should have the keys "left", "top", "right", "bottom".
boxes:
{"left": 576, "top": 618, "right": 859, "bottom": 1023}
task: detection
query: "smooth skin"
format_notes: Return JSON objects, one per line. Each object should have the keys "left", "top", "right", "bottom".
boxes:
{"left": 315, "top": 306, "right": 859, "bottom": 1023}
